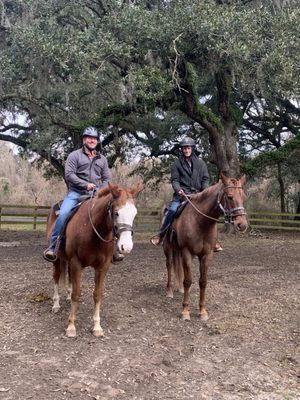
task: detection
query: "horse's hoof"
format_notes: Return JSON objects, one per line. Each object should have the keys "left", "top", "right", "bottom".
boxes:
{"left": 199, "top": 312, "right": 209, "bottom": 322}
{"left": 178, "top": 287, "right": 184, "bottom": 294}
{"left": 52, "top": 306, "right": 60, "bottom": 314}
{"left": 93, "top": 328, "right": 104, "bottom": 337}
{"left": 166, "top": 290, "right": 173, "bottom": 298}
{"left": 66, "top": 328, "right": 77, "bottom": 338}
{"left": 181, "top": 313, "right": 190, "bottom": 321}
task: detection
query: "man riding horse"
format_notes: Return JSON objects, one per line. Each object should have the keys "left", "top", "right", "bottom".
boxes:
{"left": 151, "top": 136, "right": 223, "bottom": 251}
{"left": 43, "top": 127, "right": 124, "bottom": 262}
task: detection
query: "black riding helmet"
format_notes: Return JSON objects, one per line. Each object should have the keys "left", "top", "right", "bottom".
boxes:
{"left": 180, "top": 136, "right": 196, "bottom": 147}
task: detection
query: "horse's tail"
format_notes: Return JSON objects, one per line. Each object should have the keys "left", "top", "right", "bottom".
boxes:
{"left": 172, "top": 248, "right": 184, "bottom": 293}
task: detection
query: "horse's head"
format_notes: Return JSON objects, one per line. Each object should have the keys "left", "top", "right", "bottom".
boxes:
{"left": 108, "top": 182, "right": 141, "bottom": 255}
{"left": 220, "top": 172, "right": 248, "bottom": 232}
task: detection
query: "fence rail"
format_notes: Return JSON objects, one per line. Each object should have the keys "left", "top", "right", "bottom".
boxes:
{"left": 0, "top": 204, "right": 300, "bottom": 232}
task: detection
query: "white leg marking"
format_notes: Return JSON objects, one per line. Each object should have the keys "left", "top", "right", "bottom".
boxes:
{"left": 93, "top": 302, "right": 103, "bottom": 337}
{"left": 52, "top": 283, "right": 60, "bottom": 313}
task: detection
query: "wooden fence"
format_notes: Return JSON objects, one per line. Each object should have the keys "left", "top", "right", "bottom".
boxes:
{"left": 0, "top": 204, "right": 300, "bottom": 232}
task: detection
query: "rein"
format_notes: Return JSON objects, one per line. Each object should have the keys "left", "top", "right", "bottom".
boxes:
{"left": 88, "top": 190, "right": 134, "bottom": 243}
{"left": 182, "top": 184, "right": 246, "bottom": 224}
{"left": 182, "top": 192, "right": 220, "bottom": 222}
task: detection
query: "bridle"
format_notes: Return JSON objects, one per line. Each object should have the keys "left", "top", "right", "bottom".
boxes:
{"left": 182, "top": 184, "right": 247, "bottom": 225}
{"left": 217, "top": 185, "right": 247, "bottom": 225}
{"left": 88, "top": 191, "right": 134, "bottom": 243}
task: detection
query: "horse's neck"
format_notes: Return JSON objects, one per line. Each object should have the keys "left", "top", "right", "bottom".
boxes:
{"left": 90, "top": 194, "right": 113, "bottom": 232}
{"left": 192, "top": 182, "right": 222, "bottom": 221}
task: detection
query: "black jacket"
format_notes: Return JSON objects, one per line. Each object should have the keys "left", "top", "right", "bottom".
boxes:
{"left": 171, "top": 153, "right": 209, "bottom": 195}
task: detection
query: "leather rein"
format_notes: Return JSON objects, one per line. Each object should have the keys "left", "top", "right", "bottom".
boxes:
{"left": 182, "top": 184, "right": 247, "bottom": 225}
{"left": 88, "top": 192, "right": 134, "bottom": 243}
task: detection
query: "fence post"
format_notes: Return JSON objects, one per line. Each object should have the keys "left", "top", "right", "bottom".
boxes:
{"left": 0, "top": 206, "right": 2, "bottom": 230}
{"left": 33, "top": 206, "right": 37, "bottom": 230}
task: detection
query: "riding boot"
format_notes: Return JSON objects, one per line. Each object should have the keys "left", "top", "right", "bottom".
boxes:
{"left": 43, "top": 236, "right": 61, "bottom": 262}
{"left": 150, "top": 209, "right": 176, "bottom": 246}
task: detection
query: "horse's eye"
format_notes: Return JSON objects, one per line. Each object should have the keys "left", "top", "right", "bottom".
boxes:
{"left": 115, "top": 211, "right": 119, "bottom": 217}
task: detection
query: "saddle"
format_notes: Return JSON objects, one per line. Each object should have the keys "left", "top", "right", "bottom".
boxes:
{"left": 52, "top": 195, "right": 92, "bottom": 247}
{"left": 53, "top": 194, "right": 91, "bottom": 216}
{"left": 162, "top": 201, "right": 188, "bottom": 245}
{"left": 163, "top": 200, "right": 188, "bottom": 220}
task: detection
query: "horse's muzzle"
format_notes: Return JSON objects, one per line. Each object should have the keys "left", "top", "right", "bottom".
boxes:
{"left": 235, "top": 220, "right": 248, "bottom": 233}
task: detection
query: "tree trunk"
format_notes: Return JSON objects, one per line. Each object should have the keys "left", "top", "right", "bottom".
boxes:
{"left": 295, "top": 182, "right": 300, "bottom": 220}
{"left": 179, "top": 61, "right": 241, "bottom": 177}
{"left": 277, "top": 162, "right": 286, "bottom": 213}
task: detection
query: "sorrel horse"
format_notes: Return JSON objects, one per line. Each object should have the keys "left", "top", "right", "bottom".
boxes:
{"left": 46, "top": 183, "right": 140, "bottom": 337}
{"left": 163, "top": 173, "right": 248, "bottom": 321}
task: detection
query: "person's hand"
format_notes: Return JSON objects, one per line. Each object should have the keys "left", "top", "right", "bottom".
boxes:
{"left": 87, "top": 183, "right": 96, "bottom": 191}
{"left": 178, "top": 189, "right": 185, "bottom": 196}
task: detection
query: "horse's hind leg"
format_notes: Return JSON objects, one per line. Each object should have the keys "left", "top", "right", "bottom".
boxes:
{"left": 66, "top": 263, "right": 72, "bottom": 301}
{"left": 165, "top": 248, "right": 174, "bottom": 298}
{"left": 52, "top": 259, "right": 62, "bottom": 313}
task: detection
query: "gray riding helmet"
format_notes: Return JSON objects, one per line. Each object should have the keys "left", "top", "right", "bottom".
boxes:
{"left": 180, "top": 137, "right": 196, "bottom": 147}
{"left": 82, "top": 126, "right": 99, "bottom": 139}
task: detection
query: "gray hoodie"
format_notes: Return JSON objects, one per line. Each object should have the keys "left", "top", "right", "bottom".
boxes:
{"left": 65, "top": 147, "right": 111, "bottom": 194}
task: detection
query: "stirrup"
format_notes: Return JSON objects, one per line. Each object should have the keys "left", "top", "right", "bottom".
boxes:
{"left": 43, "top": 248, "right": 58, "bottom": 262}
{"left": 150, "top": 235, "right": 162, "bottom": 246}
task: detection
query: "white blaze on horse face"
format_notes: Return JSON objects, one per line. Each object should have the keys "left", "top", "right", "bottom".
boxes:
{"left": 116, "top": 201, "right": 137, "bottom": 254}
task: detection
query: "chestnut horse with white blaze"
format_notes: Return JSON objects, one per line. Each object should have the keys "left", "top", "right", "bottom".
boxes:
{"left": 46, "top": 183, "right": 140, "bottom": 337}
{"left": 163, "top": 173, "right": 248, "bottom": 321}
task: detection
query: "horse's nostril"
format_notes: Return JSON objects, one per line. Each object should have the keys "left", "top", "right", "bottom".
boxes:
{"left": 121, "top": 245, "right": 124, "bottom": 252}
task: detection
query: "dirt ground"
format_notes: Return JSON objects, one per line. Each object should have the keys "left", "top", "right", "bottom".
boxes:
{"left": 0, "top": 230, "right": 299, "bottom": 400}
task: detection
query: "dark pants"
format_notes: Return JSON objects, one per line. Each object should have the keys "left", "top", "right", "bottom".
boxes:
{"left": 159, "top": 196, "right": 182, "bottom": 236}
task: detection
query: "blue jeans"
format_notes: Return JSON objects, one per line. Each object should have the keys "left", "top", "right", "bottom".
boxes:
{"left": 159, "top": 196, "right": 182, "bottom": 235}
{"left": 49, "top": 190, "right": 82, "bottom": 250}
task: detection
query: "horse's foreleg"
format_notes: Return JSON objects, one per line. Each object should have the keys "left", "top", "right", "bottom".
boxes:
{"left": 66, "top": 258, "right": 82, "bottom": 338}
{"left": 198, "top": 253, "right": 213, "bottom": 321}
{"left": 181, "top": 250, "right": 193, "bottom": 321}
{"left": 52, "top": 259, "right": 62, "bottom": 313}
{"left": 93, "top": 262, "right": 110, "bottom": 337}
{"left": 66, "top": 264, "right": 72, "bottom": 301}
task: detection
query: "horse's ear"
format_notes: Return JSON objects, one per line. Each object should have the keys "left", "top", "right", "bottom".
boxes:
{"left": 239, "top": 175, "right": 246, "bottom": 187}
{"left": 108, "top": 182, "right": 121, "bottom": 199}
{"left": 130, "top": 182, "right": 142, "bottom": 197}
{"left": 220, "top": 171, "right": 230, "bottom": 185}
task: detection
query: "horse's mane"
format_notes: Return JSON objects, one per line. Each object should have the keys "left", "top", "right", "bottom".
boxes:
{"left": 96, "top": 185, "right": 134, "bottom": 207}
{"left": 97, "top": 186, "right": 112, "bottom": 198}
{"left": 191, "top": 181, "right": 223, "bottom": 202}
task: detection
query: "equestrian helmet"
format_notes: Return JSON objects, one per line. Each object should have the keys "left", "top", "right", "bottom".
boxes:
{"left": 82, "top": 126, "right": 99, "bottom": 139}
{"left": 180, "top": 137, "right": 196, "bottom": 147}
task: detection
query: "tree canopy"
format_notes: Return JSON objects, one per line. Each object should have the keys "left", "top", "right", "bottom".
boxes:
{"left": 0, "top": 0, "right": 299, "bottom": 185}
